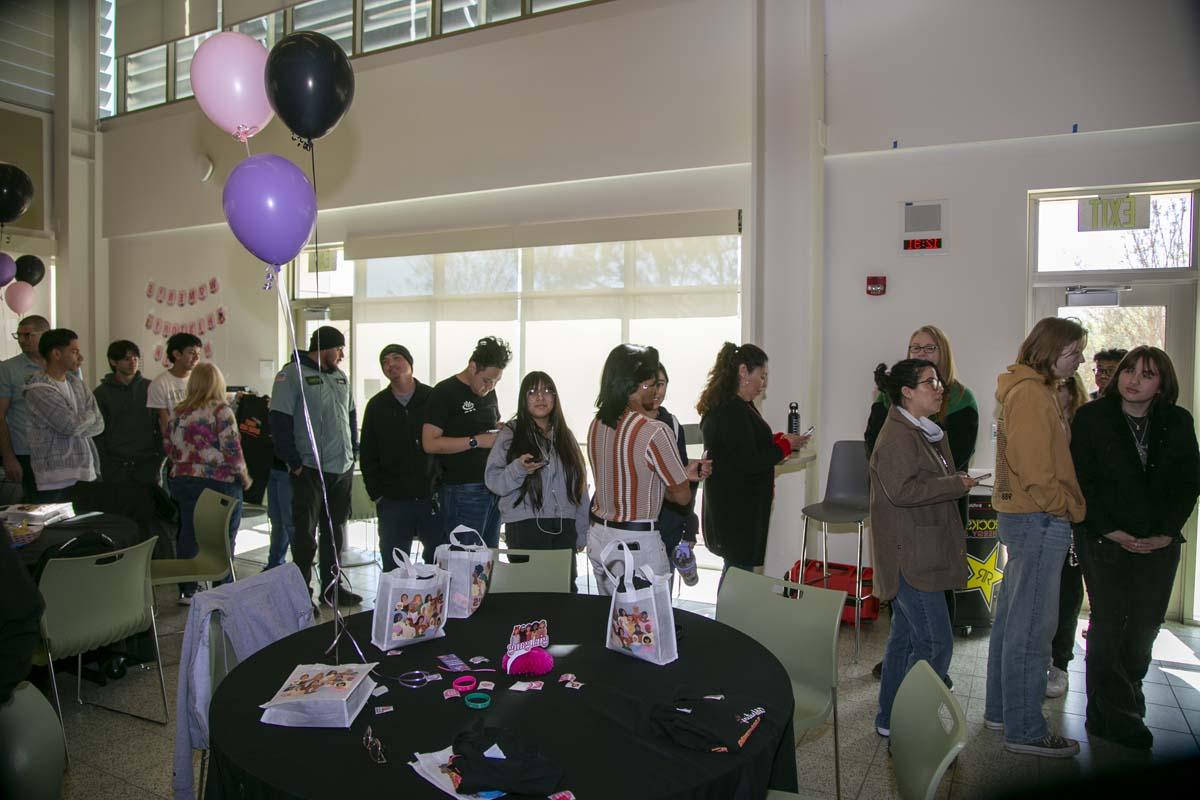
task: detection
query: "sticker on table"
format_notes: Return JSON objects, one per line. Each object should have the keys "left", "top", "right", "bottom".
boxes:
{"left": 443, "top": 688, "right": 460, "bottom": 700}
{"left": 438, "top": 654, "right": 470, "bottom": 671}
{"left": 478, "top": 681, "right": 495, "bottom": 691}
{"left": 558, "top": 673, "right": 575, "bottom": 683}
{"left": 469, "top": 656, "right": 489, "bottom": 664}
{"left": 566, "top": 681, "right": 584, "bottom": 690}
{"left": 374, "top": 705, "right": 393, "bottom": 715}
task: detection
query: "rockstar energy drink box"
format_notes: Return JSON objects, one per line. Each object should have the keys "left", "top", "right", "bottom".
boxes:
{"left": 952, "top": 492, "right": 1007, "bottom": 632}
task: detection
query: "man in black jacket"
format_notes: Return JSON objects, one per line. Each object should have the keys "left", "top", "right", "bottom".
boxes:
{"left": 360, "top": 344, "right": 438, "bottom": 570}
{"left": 93, "top": 340, "right": 163, "bottom": 485}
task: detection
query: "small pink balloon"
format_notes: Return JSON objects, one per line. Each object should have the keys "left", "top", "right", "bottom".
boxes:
{"left": 5, "top": 280, "right": 34, "bottom": 314}
{"left": 190, "top": 32, "right": 274, "bottom": 142}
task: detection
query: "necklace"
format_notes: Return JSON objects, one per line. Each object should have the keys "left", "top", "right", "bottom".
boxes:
{"left": 1123, "top": 411, "right": 1149, "bottom": 467}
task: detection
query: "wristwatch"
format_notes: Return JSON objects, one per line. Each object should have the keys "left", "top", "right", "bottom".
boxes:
{"left": 468, "top": 436, "right": 478, "bottom": 449}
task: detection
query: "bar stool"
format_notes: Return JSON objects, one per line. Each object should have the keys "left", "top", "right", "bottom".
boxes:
{"left": 800, "top": 440, "right": 871, "bottom": 661}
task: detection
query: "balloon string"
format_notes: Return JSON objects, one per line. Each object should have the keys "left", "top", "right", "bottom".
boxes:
{"left": 275, "top": 280, "right": 360, "bottom": 665}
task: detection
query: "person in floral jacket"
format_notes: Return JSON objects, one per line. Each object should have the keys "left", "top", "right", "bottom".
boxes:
{"left": 165, "top": 362, "right": 251, "bottom": 603}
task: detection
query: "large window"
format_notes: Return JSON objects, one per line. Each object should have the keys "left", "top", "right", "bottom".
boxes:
{"left": 293, "top": 234, "right": 742, "bottom": 441}
{"left": 124, "top": 44, "right": 167, "bottom": 111}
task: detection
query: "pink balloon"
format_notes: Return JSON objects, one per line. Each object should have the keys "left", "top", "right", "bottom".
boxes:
{"left": 190, "top": 32, "right": 274, "bottom": 142}
{"left": 5, "top": 280, "right": 34, "bottom": 314}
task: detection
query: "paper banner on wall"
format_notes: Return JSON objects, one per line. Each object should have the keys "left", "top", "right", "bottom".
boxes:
{"left": 146, "top": 277, "right": 219, "bottom": 305}
{"left": 144, "top": 309, "right": 228, "bottom": 339}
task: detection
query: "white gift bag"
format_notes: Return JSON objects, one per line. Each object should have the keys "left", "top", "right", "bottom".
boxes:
{"left": 600, "top": 538, "right": 678, "bottom": 666}
{"left": 433, "top": 525, "right": 494, "bottom": 619}
{"left": 371, "top": 549, "right": 451, "bottom": 651}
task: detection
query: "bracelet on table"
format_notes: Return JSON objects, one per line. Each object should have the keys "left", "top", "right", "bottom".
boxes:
{"left": 452, "top": 675, "right": 478, "bottom": 693}
{"left": 397, "top": 670, "right": 431, "bottom": 689}
{"left": 464, "top": 692, "right": 491, "bottom": 710}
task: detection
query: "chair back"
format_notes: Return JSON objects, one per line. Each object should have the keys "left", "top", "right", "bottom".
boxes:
{"left": 717, "top": 567, "right": 845, "bottom": 692}
{"left": 890, "top": 660, "right": 967, "bottom": 800}
{"left": 349, "top": 471, "right": 376, "bottom": 522}
{"left": 0, "top": 682, "right": 66, "bottom": 800}
{"left": 38, "top": 537, "right": 158, "bottom": 659}
{"left": 488, "top": 548, "right": 572, "bottom": 594}
{"left": 823, "top": 440, "right": 870, "bottom": 509}
{"left": 209, "top": 613, "right": 238, "bottom": 692}
{"left": 193, "top": 489, "right": 237, "bottom": 578}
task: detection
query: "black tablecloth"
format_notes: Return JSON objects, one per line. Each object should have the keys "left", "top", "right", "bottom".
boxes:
{"left": 15, "top": 512, "right": 142, "bottom": 570}
{"left": 207, "top": 594, "right": 799, "bottom": 800}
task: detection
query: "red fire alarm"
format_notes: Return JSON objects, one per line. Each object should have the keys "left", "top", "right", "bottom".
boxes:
{"left": 866, "top": 276, "right": 887, "bottom": 296}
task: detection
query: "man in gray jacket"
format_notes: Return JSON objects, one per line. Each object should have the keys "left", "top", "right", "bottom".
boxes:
{"left": 23, "top": 329, "right": 104, "bottom": 501}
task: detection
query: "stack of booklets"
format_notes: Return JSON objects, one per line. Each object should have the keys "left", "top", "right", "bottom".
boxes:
{"left": 1, "top": 502, "right": 75, "bottom": 528}
{"left": 259, "top": 663, "right": 377, "bottom": 728}
{"left": 410, "top": 746, "right": 506, "bottom": 799}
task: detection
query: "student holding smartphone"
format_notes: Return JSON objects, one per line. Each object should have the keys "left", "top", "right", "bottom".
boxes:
{"left": 698, "top": 342, "right": 808, "bottom": 578}
{"left": 485, "top": 371, "right": 590, "bottom": 592}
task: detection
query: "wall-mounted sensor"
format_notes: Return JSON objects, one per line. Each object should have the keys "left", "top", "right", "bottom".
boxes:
{"left": 866, "top": 276, "right": 886, "bottom": 296}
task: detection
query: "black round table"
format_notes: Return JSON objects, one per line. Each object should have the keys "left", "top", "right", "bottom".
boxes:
{"left": 207, "top": 593, "right": 798, "bottom": 800}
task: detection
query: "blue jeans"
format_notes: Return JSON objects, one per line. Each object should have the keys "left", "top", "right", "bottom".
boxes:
{"left": 439, "top": 482, "right": 500, "bottom": 548}
{"left": 985, "top": 512, "right": 1072, "bottom": 743}
{"left": 378, "top": 497, "right": 440, "bottom": 569}
{"left": 169, "top": 476, "right": 243, "bottom": 594}
{"left": 265, "top": 468, "right": 295, "bottom": 569}
{"left": 876, "top": 573, "right": 954, "bottom": 729}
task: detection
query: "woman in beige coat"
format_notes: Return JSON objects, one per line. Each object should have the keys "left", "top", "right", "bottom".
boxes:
{"left": 869, "top": 359, "right": 978, "bottom": 737}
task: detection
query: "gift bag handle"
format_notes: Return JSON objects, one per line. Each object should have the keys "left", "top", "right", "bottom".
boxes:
{"left": 599, "top": 538, "right": 638, "bottom": 589}
{"left": 392, "top": 548, "right": 438, "bottom": 582}
{"left": 448, "top": 525, "right": 486, "bottom": 549}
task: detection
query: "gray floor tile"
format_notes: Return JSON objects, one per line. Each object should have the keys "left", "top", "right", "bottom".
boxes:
{"left": 63, "top": 764, "right": 166, "bottom": 800}
{"left": 1143, "top": 703, "right": 1191, "bottom": 733}
{"left": 1182, "top": 707, "right": 1200, "bottom": 736}
{"left": 1172, "top": 682, "right": 1200, "bottom": 710}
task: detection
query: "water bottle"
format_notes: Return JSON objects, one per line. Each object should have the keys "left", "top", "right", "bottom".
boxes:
{"left": 788, "top": 402, "right": 800, "bottom": 435}
{"left": 674, "top": 541, "right": 699, "bottom": 586}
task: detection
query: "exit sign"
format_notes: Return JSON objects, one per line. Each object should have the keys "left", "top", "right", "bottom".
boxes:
{"left": 1077, "top": 195, "right": 1151, "bottom": 232}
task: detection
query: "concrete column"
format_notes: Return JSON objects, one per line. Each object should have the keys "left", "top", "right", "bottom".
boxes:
{"left": 751, "top": 0, "right": 826, "bottom": 575}
{"left": 53, "top": 0, "right": 108, "bottom": 380}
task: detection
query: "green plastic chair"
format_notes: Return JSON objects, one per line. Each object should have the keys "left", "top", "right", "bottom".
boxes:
{"left": 890, "top": 660, "right": 967, "bottom": 800}
{"left": 0, "top": 682, "right": 66, "bottom": 799}
{"left": 36, "top": 536, "right": 168, "bottom": 764}
{"left": 717, "top": 568, "right": 847, "bottom": 800}
{"left": 151, "top": 488, "right": 238, "bottom": 588}
{"left": 488, "top": 548, "right": 573, "bottom": 594}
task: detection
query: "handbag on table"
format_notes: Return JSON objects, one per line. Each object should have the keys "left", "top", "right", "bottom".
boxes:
{"left": 600, "top": 538, "right": 678, "bottom": 666}
{"left": 371, "top": 549, "right": 451, "bottom": 651}
{"left": 433, "top": 525, "right": 494, "bottom": 619}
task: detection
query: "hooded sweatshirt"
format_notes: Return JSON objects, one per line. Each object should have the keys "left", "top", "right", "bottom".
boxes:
{"left": 93, "top": 372, "right": 161, "bottom": 476}
{"left": 993, "top": 364, "right": 1085, "bottom": 522}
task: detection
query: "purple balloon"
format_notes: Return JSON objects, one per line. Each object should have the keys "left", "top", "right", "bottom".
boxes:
{"left": 222, "top": 154, "right": 316, "bottom": 267}
{"left": 0, "top": 253, "right": 15, "bottom": 287}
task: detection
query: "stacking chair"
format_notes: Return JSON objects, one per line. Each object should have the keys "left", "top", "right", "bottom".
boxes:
{"left": 890, "top": 660, "right": 967, "bottom": 800}
{"left": 345, "top": 470, "right": 381, "bottom": 564}
{"left": 800, "top": 440, "right": 871, "bottom": 660}
{"left": 717, "top": 568, "right": 847, "bottom": 800}
{"left": 0, "top": 682, "right": 66, "bottom": 799}
{"left": 36, "top": 537, "right": 168, "bottom": 764}
{"left": 151, "top": 488, "right": 238, "bottom": 591}
{"left": 196, "top": 614, "right": 237, "bottom": 797}
{"left": 489, "top": 548, "right": 573, "bottom": 594}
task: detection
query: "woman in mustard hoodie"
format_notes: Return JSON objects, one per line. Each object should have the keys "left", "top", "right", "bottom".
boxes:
{"left": 984, "top": 317, "right": 1087, "bottom": 758}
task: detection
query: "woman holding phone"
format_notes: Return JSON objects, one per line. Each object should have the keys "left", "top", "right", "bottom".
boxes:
{"left": 485, "top": 371, "right": 590, "bottom": 592}
{"left": 698, "top": 342, "right": 808, "bottom": 577}
{"left": 869, "top": 359, "right": 978, "bottom": 737}
{"left": 1069, "top": 346, "right": 1199, "bottom": 749}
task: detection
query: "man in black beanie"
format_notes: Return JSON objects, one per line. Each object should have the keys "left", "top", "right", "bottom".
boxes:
{"left": 269, "top": 325, "right": 361, "bottom": 607}
{"left": 360, "top": 344, "right": 439, "bottom": 569}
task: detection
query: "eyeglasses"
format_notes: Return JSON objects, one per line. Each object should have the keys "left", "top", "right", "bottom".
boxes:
{"left": 11, "top": 332, "right": 35, "bottom": 340}
{"left": 1093, "top": 367, "right": 1116, "bottom": 378}
{"left": 526, "top": 387, "right": 556, "bottom": 397}
{"left": 362, "top": 725, "right": 386, "bottom": 764}
{"left": 908, "top": 344, "right": 939, "bottom": 355}
{"left": 916, "top": 377, "right": 944, "bottom": 391}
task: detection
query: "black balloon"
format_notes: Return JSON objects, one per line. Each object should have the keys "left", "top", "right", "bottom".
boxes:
{"left": 14, "top": 254, "right": 45, "bottom": 287}
{"left": 0, "top": 163, "right": 34, "bottom": 225}
{"left": 265, "top": 31, "right": 355, "bottom": 142}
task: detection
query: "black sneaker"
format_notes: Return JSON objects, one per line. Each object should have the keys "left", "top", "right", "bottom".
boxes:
{"left": 321, "top": 584, "right": 364, "bottom": 608}
{"left": 1004, "top": 733, "right": 1080, "bottom": 758}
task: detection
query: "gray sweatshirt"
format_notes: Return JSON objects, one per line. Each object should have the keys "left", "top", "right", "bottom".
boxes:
{"left": 484, "top": 423, "right": 590, "bottom": 547}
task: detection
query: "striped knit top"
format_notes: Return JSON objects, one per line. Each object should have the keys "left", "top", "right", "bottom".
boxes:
{"left": 588, "top": 409, "right": 689, "bottom": 522}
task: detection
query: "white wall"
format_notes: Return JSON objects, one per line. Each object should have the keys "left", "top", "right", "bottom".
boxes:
{"left": 815, "top": 122, "right": 1200, "bottom": 567}
{"left": 826, "top": 0, "right": 1200, "bottom": 154}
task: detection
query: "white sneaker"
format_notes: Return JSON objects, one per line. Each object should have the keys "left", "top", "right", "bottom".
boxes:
{"left": 1045, "top": 666, "right": 1069, "bottom": 698}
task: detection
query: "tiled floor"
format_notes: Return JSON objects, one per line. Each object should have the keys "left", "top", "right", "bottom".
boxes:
{"left": 31, "top": 520, "right": 1200, "bottom": 799}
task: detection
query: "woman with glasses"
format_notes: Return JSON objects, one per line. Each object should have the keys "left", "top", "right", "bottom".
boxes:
{"left": 985, "top": 317, "right": 1087, "bottom": 758}
{"left": 869, "top": 359, "right": 978, "bottom": 738}
{"left": 587, "top": 345, "right": 707, "bottom": 594}
{"left": 485, "top": 371, "right": 590, "bottom": 592}
{"left": 698, "top": 343, "right": 808, "bottom": 576}
{"left": 1069, "top": 346, "right": 1199, "bottom": 749}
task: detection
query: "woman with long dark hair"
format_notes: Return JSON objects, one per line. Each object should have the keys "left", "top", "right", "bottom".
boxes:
{"left": 1070, "top": 346, "right": 1199, "bottom": 749}
{"left": 485, "top": 371, "right": 590, "bottom": 592}
{"left": 868, "top": 359, "right": 976, "bottom": 737}
{"left": 698, "top": 343, "right": 807, "bottom": 575}
{"left": 586, "top": 344, "right": 706, "bottom": 594}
